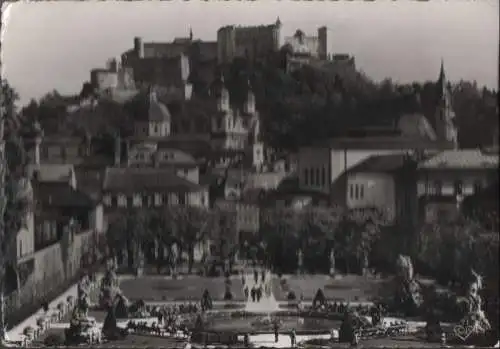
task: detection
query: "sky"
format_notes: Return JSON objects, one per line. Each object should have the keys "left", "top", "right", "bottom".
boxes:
{"left": 1, "top": 0, "right": 499, "bottom": 106}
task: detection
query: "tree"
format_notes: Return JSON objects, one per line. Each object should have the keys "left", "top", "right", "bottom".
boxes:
{"left": 1, "top": 79, "right": 27, "bottom": 341}
{"left": 168, "top": 206, "right": 217, "bottom": 274}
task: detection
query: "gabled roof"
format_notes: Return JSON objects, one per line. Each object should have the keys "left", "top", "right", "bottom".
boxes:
{"left": 35, "top": 182, "right": 95, "bottom": 208}
{"left": 418, "top": 150, "right": 499, "bottom": 170}
{"left": 103, "top": 167, "right": 203, "bottom": 193}
{"left": 348, "top": 154, "right": 407, "bottom": 174}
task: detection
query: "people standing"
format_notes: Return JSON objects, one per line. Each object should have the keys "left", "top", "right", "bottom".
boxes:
{"left": 290, "top": 329, "right": 296, "bottom": 347}
{"left": 251, "top": 287, "right": 256, "bottom": 302}
{"left": 244, "top": 286, "right": 249, "bottom": 300}
{"left": 273, "top": 320, "right": 280, "bottom": 343}
{"left": 254, "top": 269, "right": 259, "bottom": 284}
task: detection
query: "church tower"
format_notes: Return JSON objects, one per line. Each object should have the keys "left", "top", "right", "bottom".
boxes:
{"left": 244, "top": 79, "right": 256, "bottom": 115}
{"left": 434, "top": 60, "right": 458, "bottom": 148}
{"left": 211, "top": 73, "right": 230, "bottom": 113}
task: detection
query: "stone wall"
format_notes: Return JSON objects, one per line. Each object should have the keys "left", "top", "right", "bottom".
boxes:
{"left": 6, "top": 229, "right": 103, "bottom": 313}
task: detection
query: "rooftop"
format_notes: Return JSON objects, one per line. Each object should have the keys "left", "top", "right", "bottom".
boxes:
{"left": 35, "top": 182, "right": 96, "bottom": 208}
{"left": 418, "top": 149, "right": 499, "bottom": 170}
{"left": 314, "top": 136, "right": 455, "bottom": 150}
{"left": 348, "top": 154, "right": 408, "bottom": 174}
{"left": 103, "top": 167, "right": 203, "bottom": 193}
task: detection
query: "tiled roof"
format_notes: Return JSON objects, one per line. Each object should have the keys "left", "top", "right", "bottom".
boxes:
{"left": 155, "top": 148, "right": 198, "bottom": 166}
{"left": 35, "top": 182, "right": 95, "bottom": 208}
{"left": 27, "top": 164, "right": 74, "bottom": 183}
{"left": 348, "top": 154, "right": 407, "bottom": 173}
{"left": 418, "top": 150, "right": 499, "bottom": 170}
{"left": 315, "top": 137, "right": 454, "bottom": 150}
{"left": 103, "top": 167, "right": 203, "bottom": 193}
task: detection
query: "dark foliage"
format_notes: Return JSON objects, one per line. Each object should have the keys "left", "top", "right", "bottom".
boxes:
{"left": 44, "top": 333, "right": 64, "bottom": 347}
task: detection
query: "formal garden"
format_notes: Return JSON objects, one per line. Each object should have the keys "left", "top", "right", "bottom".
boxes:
{"left": 6, "top": 203, "right": 494, "bottom": 348}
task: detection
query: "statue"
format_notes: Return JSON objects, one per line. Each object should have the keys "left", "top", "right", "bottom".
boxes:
{"left": 393, "top": 254, "right": 423, "bottom": 315}
{"left": 329, "top": 248, "right": 336, "bottom": 276}
{"left": 99, "top": 259, "right": 120, "bottom": 309}
{"left": 170, "top": 243, "right": 179, "bottom": 276}
{"left": 455, "top": 269, "right": 491, "bottom": 340}
{"left": 201, "top": 289, "right": 213, "bottom": 311}
{"left": 297, "top": 249, "right": 303, "bottom": 274}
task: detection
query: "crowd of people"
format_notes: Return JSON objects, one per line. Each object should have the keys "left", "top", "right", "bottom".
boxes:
{"left": 242, "top": 268, "right": 272, "bottom": 303}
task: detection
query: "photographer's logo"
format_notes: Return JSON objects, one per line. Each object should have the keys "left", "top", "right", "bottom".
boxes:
{"left": 453, "top": 323, "right": 474, "bottom": 341}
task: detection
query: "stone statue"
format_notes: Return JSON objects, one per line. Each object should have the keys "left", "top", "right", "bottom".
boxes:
{"left": 456, "top": 269, "right": 491, "bottom": 338}
{"left": 100, "top": 258, "right": 120, "bottom": 309}
{"left": 393, "top": 254, "right": 423, "bottom": 315}
{"left": 297, "top": 249, "right": 303, "bottom": 274}
{"left": 329, "top": 248, "right": 336, "bottom": 276}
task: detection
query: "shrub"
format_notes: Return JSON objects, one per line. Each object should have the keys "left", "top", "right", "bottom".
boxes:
{"left": 44, "top": 333, "right": 64, "bottom": 347}
{"left": 224, "top": 290, "right": 233, "bottom": 300}
{"left": 287, "top": 291, "right": 297, "bottom": 301}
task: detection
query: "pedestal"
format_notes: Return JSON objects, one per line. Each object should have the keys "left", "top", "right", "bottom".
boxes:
{"left": 135, "top": 267, "right": 143, "bottom": 277}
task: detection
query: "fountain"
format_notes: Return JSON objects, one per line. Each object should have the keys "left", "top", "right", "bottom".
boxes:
{"left": 244, "top": 268, "right": 279, "bottom": 314}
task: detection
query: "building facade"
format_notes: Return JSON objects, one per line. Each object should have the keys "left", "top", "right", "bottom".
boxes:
{"left": 217, "top": 18, "right": 281, "bottom": 64}
{"left": 417, "top": 149, "right": 499, "bottom": 223}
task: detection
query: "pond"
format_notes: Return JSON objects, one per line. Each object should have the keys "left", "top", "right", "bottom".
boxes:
{"left": 203, "top": 314, "right": 340, "bottom": 332}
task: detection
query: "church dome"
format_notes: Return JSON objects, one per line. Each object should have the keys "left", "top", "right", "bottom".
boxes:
{"left": 147, "top": 89, "right": 171, "bottom": 122}
{"left": 149, "top": 98, "right": 171, "bottom": 122}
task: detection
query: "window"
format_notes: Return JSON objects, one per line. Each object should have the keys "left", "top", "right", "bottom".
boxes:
{"left": 315, "top": 168, "right": 320, "bottom": 186}
{"left": 117, "top": 194, "right": 127, "bottom": 207}
{"left": 304, "top": 169, "right": 309, "bottom": 185}
{"left": 359, "top": 185, "right": 364, "bottom": 199}
{"left": 349, "top": 184, "right": 354, "bottom": 199}
{"left": 103, "top": 195, "right": 112, "bottom": 207}
{"left": 321, "top": 167, "right": 326, "bottom": 186}
{"left": 454, "top": 180, "right": 463, "bottom": 195}
{"left": 434, "top": 180, "right": 443, "bottom": 195}
{"left": 354, "top": 184, "right": 359, "bottom": 200}
{"left": 19, "top": 240, "right": 22, "bottom": 257}
{"left": 473, "top": 180, "right": 482, "bottom": 194}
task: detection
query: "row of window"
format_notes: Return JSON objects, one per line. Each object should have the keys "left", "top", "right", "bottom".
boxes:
{"left": 427, "top": 179, "right": 482, "bottom": 196}
{"left": 303, "top": 167, "right": 328, "bottom": 187}
{"left": 349, "top": 183, "right": 365, "bottom": 200}
{"left": 43, "top": 145, "right": 81, "bottom": 159}
{"left": 103, "top": 192, "right": 206, "bottom": 208}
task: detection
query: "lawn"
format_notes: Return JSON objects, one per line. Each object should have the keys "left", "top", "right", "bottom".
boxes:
{"left": 119, "top": 276, "right": 245, "bottom": 302}
{"left": 272, "top": 274, "right": 389, "bottom": 302}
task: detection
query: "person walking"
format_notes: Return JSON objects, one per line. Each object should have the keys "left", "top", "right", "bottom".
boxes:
{"left": 244, "top": 286, "right": 249, "bottom": 300}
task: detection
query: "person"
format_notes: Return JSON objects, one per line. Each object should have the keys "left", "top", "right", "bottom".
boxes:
{"left": 261, "top": 269, "right": 266, "bottom": 283}
{"left": 273, "top": 321, "right": 280, "bottom": 343}
{"left": 256, "top": 287, "right": 262, "bottom": 302}
{"left": 244, "top": 333, "right": 250, "bottom": 347}
{"left": 290, "top": 329, "right": 296, "bottom": 347}
{"left": 254, "top": 269, "right": 259, "bottom": 284}
{"left": 251, "top": 287, "right": 256, "bottom": 302}
{"left": 244, "top": 286, "right": 249, "bottom": 300}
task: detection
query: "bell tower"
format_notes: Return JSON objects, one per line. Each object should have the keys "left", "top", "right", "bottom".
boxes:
{"left": 434, "top": 59, "right": 458, "bottom": 148}
{"left": 244, "top": 79, "right": 255, "bottom": 115}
